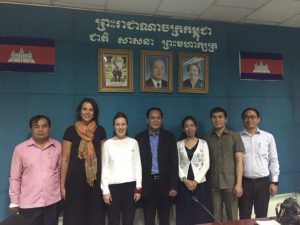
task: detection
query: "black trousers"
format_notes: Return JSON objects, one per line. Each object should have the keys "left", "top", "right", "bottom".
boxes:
{"left": 18, "top": 201, "right": 60, "bottom": 225}
{"left": 142, "top": 176, "right": 171, "bottom": 225}
{"left": 238, "top": 177, "right": 271, "bottom": 219}
{"left": 63, "top": 179, "right": 106, "bottom": 225}
{"left": 107, "top": 182, "right": 136, "bottom": 225}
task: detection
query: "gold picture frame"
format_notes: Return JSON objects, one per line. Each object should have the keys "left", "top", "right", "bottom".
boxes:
{"left": 178, "top": 52, "right": 209, "bottom": 94}
{"left": 98, "top": 48, "right": 133, "bottom": 92}
{"left": 140, "top": 50, "right": 173, "bottom": 93}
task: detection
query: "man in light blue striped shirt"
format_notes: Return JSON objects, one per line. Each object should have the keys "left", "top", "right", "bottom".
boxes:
{"left": 238, "top": 108, "right": 280, "bottom": 219}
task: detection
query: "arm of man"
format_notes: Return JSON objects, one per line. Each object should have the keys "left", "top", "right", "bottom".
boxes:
{"left": 234, "top": 152, "right": 243, "bottom": 197}
{"left": 9, "top": 147, "right": 22, "bottom": 212}
{"left": 268, "top": 134, "right": 280, "bottom": 196}
{"left": 57, "top": 142, "right": 62, "bottom": 174}
{"left": 169, "top": 132, "right": 179, "bottom": 197}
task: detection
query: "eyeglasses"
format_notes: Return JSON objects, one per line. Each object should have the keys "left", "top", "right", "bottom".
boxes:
{"left": 243, "top": 116, "right": 258, "bottom": 120}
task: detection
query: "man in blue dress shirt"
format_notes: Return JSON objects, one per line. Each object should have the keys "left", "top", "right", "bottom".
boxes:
{"left": 135, "top": 107, "right": 178, "bottom": 225}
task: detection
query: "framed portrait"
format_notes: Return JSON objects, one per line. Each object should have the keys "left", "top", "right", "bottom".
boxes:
{"left": 140, "top": 50, "right": 173, "bottom": 93}
{"left": 98, "top": 48, "right": 133, "bottom": 92}
{"left": 178, "top": 52, "right": 209, "bottom": 94}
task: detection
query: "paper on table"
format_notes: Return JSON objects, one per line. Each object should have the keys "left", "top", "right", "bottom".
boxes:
{"left": 256, "top": 219, "right": 280, "bottom": 225}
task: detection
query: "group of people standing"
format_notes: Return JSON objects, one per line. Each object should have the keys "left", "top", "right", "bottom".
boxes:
{"left": 8, "top": 98, "right": 280, "bottom": 225}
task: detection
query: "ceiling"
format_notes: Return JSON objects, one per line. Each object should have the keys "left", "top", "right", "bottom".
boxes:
{"left": 2, "top": 0, "right": 300, "bottom": 28}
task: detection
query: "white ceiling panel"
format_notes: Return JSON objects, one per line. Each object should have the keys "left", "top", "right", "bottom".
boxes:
{"left": 54, "top": 0, "right": 107, "bottom": 4}
{"left": 246, "top": 0, "right": 300, "bottom": 23}
{"left": 215, "top": 0, "right": 269, "bottom": 9}
{"left": 281, "top": 14, "right": 300, "bottom": 28}
{"left": 158, "top": 0, "right": 214, "bottom": 15}
{"left": 106, "top": 0, "right": 161, "bottom": 14}
{"left": 53, "top": 0, "right": 106, "bottom": 10}
{"left": 200, "top": 5, "right": 253, "bottom": 22}
{"left": 240, "top": 19, "right": 278, "bottom": 26}
{"left": 2, "top": 0, "right": 300, "bottom": 28}
{"left": 1, "top": 0, "right": 51, "bottom": 4}
{"left": 155, "top": 11, "right": 200, "bottom": 19}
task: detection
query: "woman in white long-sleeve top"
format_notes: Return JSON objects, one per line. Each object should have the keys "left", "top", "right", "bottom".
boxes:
{"left": 101, "top": 112, "right": 142, "bottom": 225}
{"left": 176, "top": 115, "right": 213, "bottom": 225}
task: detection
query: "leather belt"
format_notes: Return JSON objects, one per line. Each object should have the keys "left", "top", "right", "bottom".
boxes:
{"left": 243, "top": 176, "right": 269, "bottom": 182}
{"left": 151, "top": 174, "right": 160, "bottom": 180}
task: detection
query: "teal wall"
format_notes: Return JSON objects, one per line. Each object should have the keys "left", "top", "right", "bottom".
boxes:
{"left": 0, "top": 3, "right": 300, "bottom": 220}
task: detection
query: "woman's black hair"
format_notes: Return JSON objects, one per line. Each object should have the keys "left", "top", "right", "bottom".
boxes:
{"left": 180, "top": 115, "right": 199, "bottom": 139}
{"left": 186, "top": 63, "right": 199, "bottom": 72}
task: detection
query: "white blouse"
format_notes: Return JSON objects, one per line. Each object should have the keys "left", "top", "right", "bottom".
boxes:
{"left": 177, "top": 138, "right": 210, "bottom": 183}
{"left": 101, "top": 137, "right": 142, "bottom": 194}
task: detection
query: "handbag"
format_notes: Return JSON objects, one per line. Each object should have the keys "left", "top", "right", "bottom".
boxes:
{"left": 276, "top": 197, "right": 300, "bottom": 225}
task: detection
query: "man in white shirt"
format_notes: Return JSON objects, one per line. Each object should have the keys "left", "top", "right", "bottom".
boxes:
{"left": 239, "top": 108, "right": 280, "bottom": 219}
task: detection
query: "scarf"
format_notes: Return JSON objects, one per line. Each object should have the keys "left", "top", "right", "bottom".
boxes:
{"left": 75, "top": 120, "right": 97, "bottom": 187}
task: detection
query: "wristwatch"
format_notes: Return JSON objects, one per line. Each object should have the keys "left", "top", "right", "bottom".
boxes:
{"left": 271, "top": 182, "right": 279, "bottom": 185}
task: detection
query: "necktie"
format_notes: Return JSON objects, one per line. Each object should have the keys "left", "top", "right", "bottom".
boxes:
{"left": 157, "top": 82, "right": 160, "bottom": 87}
